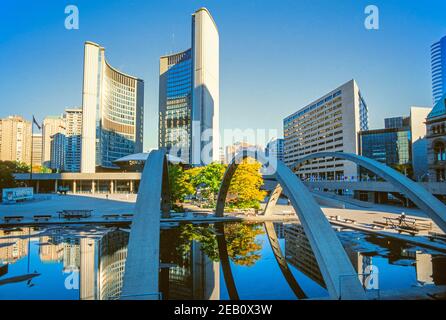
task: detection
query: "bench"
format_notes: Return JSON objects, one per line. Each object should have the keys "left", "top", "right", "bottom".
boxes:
{"left": 428, "top": 232, "right": 446, "bottom": 242}
{"left": 103, "top": 214, "right": 120, "bottom": 220}
{"left": 395, "top": 226, "right": 419, "bottom": 236}
{"left": 121, "top": 214, "right": 133, "bottom": 219}
{"left": 58, "top": 210, "right": 92, "bottom": 219}
{"left": 33, "top": 215, "right": 53, "bottom": 221}
{"left": 344, "top": 218, "right": 356, "bottom": 224}
{"left": 3, "top": 216, "right": 24, "bottom": 223}
{"left": 384, "top": 216, "right": 432, "bottom": 231}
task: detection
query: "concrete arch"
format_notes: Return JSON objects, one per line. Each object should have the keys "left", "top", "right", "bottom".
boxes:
{"left": 293, "top": 152, "right": 446, "bottom": 233}
{"left": 264, "top": 221, "right": 307, "bottom": 299}
{"left": 121, "top": 149, "right": 171, "bottom": 300}
{"left": 215, "top": 223, "right": 240, "bottom": 300}
{"left": 215, "top": 149, "right": 367, "bottom": 300}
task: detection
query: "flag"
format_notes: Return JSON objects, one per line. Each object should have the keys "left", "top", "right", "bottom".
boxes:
{"left": 32, "top": 115, "right": 41, "bottom": 130}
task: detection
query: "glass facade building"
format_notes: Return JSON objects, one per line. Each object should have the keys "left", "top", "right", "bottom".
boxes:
{"left": 265, "top": 138, "right": 284, "bottom": 162}
{"left": 81, "top": 42, "right": 144, "bottom": 173}
{"left": 359, "top": 128, "right": 411, "bottom": 168}
{"left": 432, "top": 36, "right": 446, "bottom": 105}
{"left": 159, "top": 50, "right": 193, "bottom": 163}
{"left": 159, "top": 8, "right": 219, "bottom": 165}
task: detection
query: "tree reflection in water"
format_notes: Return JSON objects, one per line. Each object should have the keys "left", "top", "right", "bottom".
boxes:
{"left": 174, "top": 222, "right": 264, "bottom": 266}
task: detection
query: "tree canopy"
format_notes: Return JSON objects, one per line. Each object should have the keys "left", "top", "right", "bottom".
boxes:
{"left": 228, "top": 158, "right": 267, "bottom": 209}
{"left": 0, "top": 161, "right": 30, "bottom": 197}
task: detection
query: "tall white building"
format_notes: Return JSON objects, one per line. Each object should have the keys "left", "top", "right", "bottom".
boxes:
{"left": 81, "top": 41, "right": 144, "bottom": 173}
{"left": 284, "top": 79, "right": 369, "bottom": 180}
{"left": 159, "top": 8, "right": 219, "bottom": 165}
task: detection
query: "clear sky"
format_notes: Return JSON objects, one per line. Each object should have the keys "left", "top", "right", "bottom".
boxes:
{"left": 1, "top": 0, "right": 445, "bottom": 150}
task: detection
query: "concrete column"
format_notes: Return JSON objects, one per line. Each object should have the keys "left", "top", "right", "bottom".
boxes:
{"left": 55, "top": 180, "right": 58, "bottom": 193}
{"left": 110, "top": 180, "right": 114, "bottom": 194}
{"left": 36, "top": 181, "right": 40, "bottom": 194}
{"left": 91, "top": 180, "right": 95, "bottom": 194}
{"left": 130, "top": 180, "right": 134, "bottom": 194}
{"left": 73, "top": 181, "right": 77, "bottom": 194}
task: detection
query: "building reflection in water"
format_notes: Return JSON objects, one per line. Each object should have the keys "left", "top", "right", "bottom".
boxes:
{"left": 284, "top": 223, "right": 446, "bottom": 290}
{"left": 1, "top": 223, "right": 445, "bottom": 299}
{"left": 284, "top": 224, "right": 326, "bottom": 288}
{"left": 162, "top": 241, "right": 219, "bottom": 300}
{"left": 0, "top": 228, "right": 31, "bottom": 264}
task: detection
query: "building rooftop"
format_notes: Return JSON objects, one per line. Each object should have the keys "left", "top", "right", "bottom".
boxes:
{"left": 427, "top": 93, "right": 446, "bottom": 119}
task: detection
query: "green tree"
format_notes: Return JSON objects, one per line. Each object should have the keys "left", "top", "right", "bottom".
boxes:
{"left": 228, "top": 158, "right": 267, "bottom": 209}
{"left": 0, "top": 161, "right": 30, "bottom": 199}
{"left": 189, "top": 162, "right": 226, "bottom": 205}
{"left": 168, "top": 164, "right": 194, "bottom": 210}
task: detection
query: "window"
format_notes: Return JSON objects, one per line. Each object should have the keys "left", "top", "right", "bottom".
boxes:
{"left": 434, "top": 141, "right": 446, "bottom": 161}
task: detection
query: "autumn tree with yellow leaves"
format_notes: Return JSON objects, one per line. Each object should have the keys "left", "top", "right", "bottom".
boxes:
{"left": 227, "top": 158, "right": 267, "bottom": 209}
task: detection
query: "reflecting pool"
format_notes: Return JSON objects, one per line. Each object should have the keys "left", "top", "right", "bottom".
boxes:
{"left": 0, "top": 222, "right": 445, "bottom": 300}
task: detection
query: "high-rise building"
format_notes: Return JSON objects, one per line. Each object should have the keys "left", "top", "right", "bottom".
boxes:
{"left": 426, "top": 93, "right": 446, "bottom": 182}
{"left": 65, "top": 108, "right": 83, "bottom": 172}
{"left": 0, "top": 115, "right": 32, "bottom": 164}
{"left": 265, "top": 138, "right": 284, "bottom": 163}
{"left": 284, "top": 79, "right": 368, "bottom": 180}
{"left": 31, "top": 133, "right": 43, "bottom": 166}
{"left": 81, "top": 41, "right": 144, "bottom": 173}
{"left": 159, "top": 8, "right": 219, "bottom": 165}
{"left": 432, "top": 36, "right": 446, "bottom": 104}
{"left": 42, "top": 115, "right": 66, "bottom": 167}
{"left": 50, "top": 132, "right": 67, "bottom": 171}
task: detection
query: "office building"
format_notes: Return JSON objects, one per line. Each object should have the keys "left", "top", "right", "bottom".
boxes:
{"left": 65, "top": 108, "right": 83, "bottom": 172}
{"left": 284, "top": 80, "right": 368, "bottom": 180}
{"left": 432, "top": 36, "right": 446, "bottom": 104}
{"left": 426, "top": 93, "right": 446, "bottom": 182}
{"left": 265, "top": 138, "right": 284, "bottom": 162}
{"left": 31, "top": 133, "right": 43, "bottom": 166}
{"left": 359, "top": 107, "right": 431, "bottom": 179}
{"left": 42, "top": 116, "right": 66, "bottom": 167}
{"left": 50, "top": 132, "right": 67, "bottom": 171}
{"left": 81, "top": 41, "right": 144, "bottom": 173}
{"left": 159, "top": 8, "right": 219, "bottom": 165}
{"left": 0, "top": 115, "right": 32, "bottom": 164}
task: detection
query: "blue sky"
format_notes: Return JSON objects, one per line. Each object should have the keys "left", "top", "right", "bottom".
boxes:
{"left": 1, "top": 0, "right": 445, "bottom": 150}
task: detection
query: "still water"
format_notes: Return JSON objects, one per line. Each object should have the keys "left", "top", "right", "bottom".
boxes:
{"left": 0, "top": 222, "right": 445, "bottom": 300}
